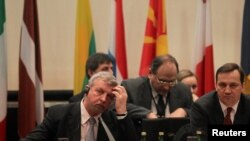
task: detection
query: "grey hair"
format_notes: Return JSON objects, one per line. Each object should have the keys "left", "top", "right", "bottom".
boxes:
{"left": 88, "top": 71, "right": 118, "bottom": 87}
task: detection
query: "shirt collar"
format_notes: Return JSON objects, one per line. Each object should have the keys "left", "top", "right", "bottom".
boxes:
{"left": 81, "top": 99, "right": 101, "bottom": 125}
{"left": 219, "top": 100, "right": 239, "bottom": 116}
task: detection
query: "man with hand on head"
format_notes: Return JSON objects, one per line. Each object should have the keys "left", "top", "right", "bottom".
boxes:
{"left": 69, "top": 52, "right": 114, "bottom": 103}
{"left": 20, "top": 71, "right": 138, "bottom": 141}
{"left": 69, "top": 52, "right": 157, "bottom": 121}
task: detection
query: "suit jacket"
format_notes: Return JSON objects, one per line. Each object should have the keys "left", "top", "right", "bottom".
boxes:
{"left": 121, "top": 77, "right": 193, "bottom": 116}
{"left": 20, "top": 102, "right": 138, "bottom": 141}
{"left": 190, "top": 91, "right": 250, "bottom": 133}
{"left": 69, "top": 88, "right": 152, "bottom": 121}
{"left": 69, "top": 91, "right": 85, "bottom": 103}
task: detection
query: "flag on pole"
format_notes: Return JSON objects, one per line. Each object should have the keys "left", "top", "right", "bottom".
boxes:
{"left": 74, "top": 0, "right": 96, "bottom": 95}
{"left": 139, "top": 0, "right": 168, "bottom": 76}
{"left": 108, "top": 0, "right": 128, "bottom": 82}
{"left": 18, "top": 0, "right": 44, "bottom": 138}
{"left": 0, "top": 0, "right": 7, "bottom": 140}
{"left": 192, "top": 0, "right": 215, "bottom": 97}
{"left": 241, "top": 0, "right": 250, "bottom": 94}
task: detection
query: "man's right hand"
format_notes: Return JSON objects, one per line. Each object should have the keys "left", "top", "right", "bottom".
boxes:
{"left": 146, "top": 112, "right": 158, "bottom": 119}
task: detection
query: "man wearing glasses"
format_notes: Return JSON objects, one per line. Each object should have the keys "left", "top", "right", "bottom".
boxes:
{"left": 121, "top": 54, "right": 193, "bottom": 118}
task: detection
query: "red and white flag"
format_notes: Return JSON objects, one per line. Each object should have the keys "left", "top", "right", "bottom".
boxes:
{"left": 18, "top": 0, "right": 44, "bottom": 138}
{"left": 108, "top": 0, "right": 128, "bottom": 82}
{"left": 192, "top": 0, "right": 215, "bottom": 97}
{"left": 0, "top": 0, "right": 7, "bottom": 140}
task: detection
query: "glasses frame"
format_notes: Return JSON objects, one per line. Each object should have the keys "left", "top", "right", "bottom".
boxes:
{"left": 154, "top": 74, "right": 177, "bottom": 87}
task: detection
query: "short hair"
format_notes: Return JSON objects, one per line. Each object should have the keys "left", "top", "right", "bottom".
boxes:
{"left": 88, "top": 71, "right": 118, "bottom": 88}
{"left": 150, "top": 54, "right": 179, "bottom": 74}
{"left": 216, "top": 63, "right": 245, "bottom": 84}
{"left": 176, "top": 69, "right": 197, "bottom": 82}
{"left": 85, "top": 52, "right": 112, "bottom": 79}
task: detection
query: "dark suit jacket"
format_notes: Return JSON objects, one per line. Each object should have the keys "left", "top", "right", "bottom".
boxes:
{"left": 69, "top": 88, "right": 152, "bottom": 121}
{"left": 121, "top": 77, "right": 193, "bottom": 116}
{"left": 20, "top": 102, "right": 138, "bottom": 141}
{"left": 68, "top": 91, "right": 85, "bottom": 103}
{"left": 190, "top": 91, "right": 250, "bottom": 133}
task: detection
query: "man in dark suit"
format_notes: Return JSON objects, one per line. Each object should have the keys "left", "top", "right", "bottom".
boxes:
{"left": 69, "top": 52, "right": 157, "bottom": 121}
{"left": 190, "top": 63, "right": 250, "bottom": 135}
{"left": 122, "top": 54, "right": 193, "bottom": 118}
{"left": 20, "top": 72, "right": 138, "bottom": 141}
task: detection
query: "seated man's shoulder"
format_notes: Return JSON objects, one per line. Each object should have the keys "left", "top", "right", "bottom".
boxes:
{"left": 172, "top": 82, "right": 192, "bottom": 96}
{"left": 48, "top": 102, "right": 80, "bottom": 115}
{"left": 122, "top": 76, "right": 147, "bottom": 85}
{"left": 69, "top": 93, "right": 84, "bottom": 103}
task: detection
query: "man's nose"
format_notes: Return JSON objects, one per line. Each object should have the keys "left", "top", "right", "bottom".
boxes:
{"left": 224, "top": 85, "right": 232, "bottom": 93}
{"left": 100, "top": 93, "right": 108, "bottom": 101}
{"left": 163, "top": 85, "right": 170, "bottom": 89}
{"left": 108, "top": 68, "right": 113, "bottom": 74}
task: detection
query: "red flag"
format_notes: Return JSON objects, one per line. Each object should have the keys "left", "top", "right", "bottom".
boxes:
{"left": 0, "top": 0, "right": 7, "bottom": 140}
{"left": 108, "top": 0, "right": 128, "bottom": 82}
{"left": 115, "top": 0, "right": 127, "bottom": 80}
{"left": 192, "top": 0, "right": 215, "bottom": 97}
{"left": 18, "top": 0, "right": 44, "bottom": 137}
{"left": 139, "top": 0, "right": 168, "bottom": 76}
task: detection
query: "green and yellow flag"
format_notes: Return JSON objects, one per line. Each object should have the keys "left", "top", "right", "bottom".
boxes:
{"left": 74, "top": 0, "right": 96, "bottom": 95}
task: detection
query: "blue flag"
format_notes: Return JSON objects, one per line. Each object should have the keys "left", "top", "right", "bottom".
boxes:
{"left": 241, "top": 0, "right": 250, "bottom": 94}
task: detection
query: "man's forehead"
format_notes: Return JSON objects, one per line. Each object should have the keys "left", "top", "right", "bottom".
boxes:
{"left": 98, "top": 62, "right": 113, "bottom": 66}
{"left": 157, "top": 62, "right": 177, "bottom": 72}
{"left": 92, "top": 78, "right": 116, "bottom": 87}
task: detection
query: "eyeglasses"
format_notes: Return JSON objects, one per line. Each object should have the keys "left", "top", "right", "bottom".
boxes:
{"left": 154, "top": 75, "right": 177, "bottom": 86}
{"left": 217, "top": 82, "right": 240, "bottom": 90}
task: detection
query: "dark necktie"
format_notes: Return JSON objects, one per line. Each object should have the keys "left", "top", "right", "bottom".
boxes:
{"left": 86, "top": 117, "right": 96, "bottom": 141}
{"left": 157, "top": 95, "right": 165, "bottom": 117}
{"left": 224, "top": 107, "right": 233, "bottom": 125}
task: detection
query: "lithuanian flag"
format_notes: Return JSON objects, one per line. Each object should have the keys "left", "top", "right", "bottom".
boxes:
{"left": 74, "top": 0, "right": 96, "bottom": 95}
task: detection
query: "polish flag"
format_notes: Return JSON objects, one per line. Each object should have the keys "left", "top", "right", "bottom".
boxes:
{"left": 192, "top": 0, "right": 215, "bottom": 97}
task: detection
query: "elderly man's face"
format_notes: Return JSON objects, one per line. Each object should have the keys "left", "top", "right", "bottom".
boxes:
{"left": 85, "top": 78, "right": 115, "bottom": 116}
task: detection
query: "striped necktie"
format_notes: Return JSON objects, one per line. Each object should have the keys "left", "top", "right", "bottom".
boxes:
{"left": 224, "top": 107, "right": 233, "bottom": 125}
{"left": 86, "top": 117, "right": 96, "bottom": 141}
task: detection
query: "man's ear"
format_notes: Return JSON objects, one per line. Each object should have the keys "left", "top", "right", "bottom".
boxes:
{"left": 148, "top": 67, "right": 153, "bottom": 74}
{"left": 88, "top": 69, "right": 94, "bottom": 78}
{"left": 85, "top": 85, "right": 90, "bottom": 94}
{"left": 148, "top": 68, "right": 154, "bottom": 78}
